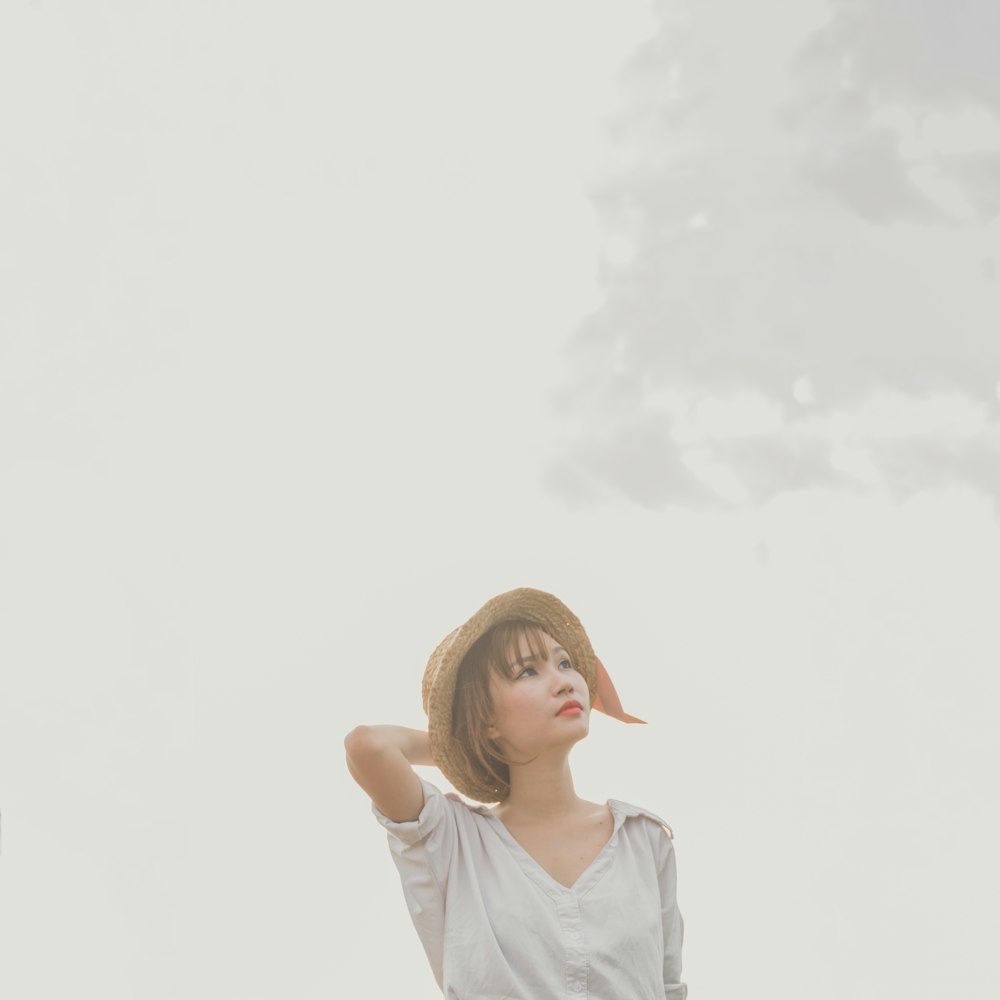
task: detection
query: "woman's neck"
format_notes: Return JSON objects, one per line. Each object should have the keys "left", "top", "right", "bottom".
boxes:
{"left": 494, "top": 754, "right": 588, "bottom": 824}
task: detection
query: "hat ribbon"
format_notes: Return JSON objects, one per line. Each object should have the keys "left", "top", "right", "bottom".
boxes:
{"left": 592, "top": 657, "right": 646, "bottom": 724}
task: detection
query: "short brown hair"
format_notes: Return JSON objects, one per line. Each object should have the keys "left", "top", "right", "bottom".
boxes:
{"left": 450, "top": 619, "right": 553, "bottom": 799}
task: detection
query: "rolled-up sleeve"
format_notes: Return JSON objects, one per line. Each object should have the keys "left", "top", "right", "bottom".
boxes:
{"left": 372, "top": 778, "right": 449, "bottom": 845}
{"left": 658, "top": 833, "right": 688, "bottom": 999}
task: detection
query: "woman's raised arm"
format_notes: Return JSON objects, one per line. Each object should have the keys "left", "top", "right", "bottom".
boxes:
{"left": 343, "top": 725, "right": 431, "bottom": 823}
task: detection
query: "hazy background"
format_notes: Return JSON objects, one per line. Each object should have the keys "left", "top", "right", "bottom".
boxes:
{"left": 2, "top": 2, "right": 998, "bottom": 997}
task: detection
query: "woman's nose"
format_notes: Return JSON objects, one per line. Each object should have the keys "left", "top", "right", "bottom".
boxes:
{"left": 550, "top": 665, "right": 573, "bottom": 690}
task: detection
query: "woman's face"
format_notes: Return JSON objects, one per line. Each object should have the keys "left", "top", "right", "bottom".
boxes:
{"left": 486, "top": 629, "right": 591, "bottom": 757}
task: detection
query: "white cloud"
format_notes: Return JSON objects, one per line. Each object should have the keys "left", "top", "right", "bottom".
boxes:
{"left": 548, "top": 0, "right": 1000, "bottom": 510}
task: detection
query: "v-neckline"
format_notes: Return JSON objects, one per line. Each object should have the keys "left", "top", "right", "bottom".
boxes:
{"left": 481, "top": 801, "right": 623, "bottom": 895}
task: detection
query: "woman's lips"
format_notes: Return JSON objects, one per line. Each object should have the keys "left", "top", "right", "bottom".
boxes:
{"left": 557, "top": 706, "right": 583, "bottom": 716}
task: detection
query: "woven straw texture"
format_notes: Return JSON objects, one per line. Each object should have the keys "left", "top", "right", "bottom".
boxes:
{"left": 422, "top": 588, "right": 600, "bottom": 803}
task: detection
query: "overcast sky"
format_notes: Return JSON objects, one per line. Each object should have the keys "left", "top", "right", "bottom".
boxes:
{"left": 2, "top": 3, "right": 998, "bottom": 999}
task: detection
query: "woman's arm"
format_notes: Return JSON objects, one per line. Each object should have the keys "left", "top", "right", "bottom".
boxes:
{"left": 344, "top": 725, "right": 431, "bottom": 823}
{"left": 658, "top": 836, "right": 687, "bottom": 998}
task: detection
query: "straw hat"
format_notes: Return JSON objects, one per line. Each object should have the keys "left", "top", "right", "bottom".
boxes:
{"left": 422, "top": 587, "right": 641, "bottom": 803}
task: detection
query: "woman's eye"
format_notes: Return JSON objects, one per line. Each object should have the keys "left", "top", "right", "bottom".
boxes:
{"left": 516, "top": 666, "right": 537, "bottom": 679}
{"left": 559, "top": 659, "right": 574, "bottom": 670}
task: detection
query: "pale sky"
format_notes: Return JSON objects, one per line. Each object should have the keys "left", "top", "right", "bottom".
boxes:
{"left": 2, "top": 3, "right": 998, "bottom": 998}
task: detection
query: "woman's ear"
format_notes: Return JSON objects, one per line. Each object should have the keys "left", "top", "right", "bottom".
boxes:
{"left": 486, "top": 721, "right": 500, "bottom": 740}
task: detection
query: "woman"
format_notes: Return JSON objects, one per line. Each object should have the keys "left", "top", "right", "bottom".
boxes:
{"left": 344, "top": 587, "right": 687, "bottom": 999}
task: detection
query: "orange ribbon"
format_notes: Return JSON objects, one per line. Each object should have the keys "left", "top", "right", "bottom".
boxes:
{"left": 592, "top": 657, "right": 646, "bottom": 724}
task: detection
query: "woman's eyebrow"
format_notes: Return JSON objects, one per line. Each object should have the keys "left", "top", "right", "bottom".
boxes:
{"left": 516, "top": 645, "right": 569, "bottom": 663}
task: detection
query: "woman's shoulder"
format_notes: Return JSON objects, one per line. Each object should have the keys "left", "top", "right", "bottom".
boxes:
{"left": 608, "top": 797, "right": 675, "bottom": 839}
{"left": 419, "top": 777, "right": 497, "bottom": 821}
{"left": 372, "top": 776, "right": 494, "bottom": 846}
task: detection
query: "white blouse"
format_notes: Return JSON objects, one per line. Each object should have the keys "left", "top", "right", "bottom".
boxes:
{"left": 373, "top": 777, "right": 687, "bottom": 999}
